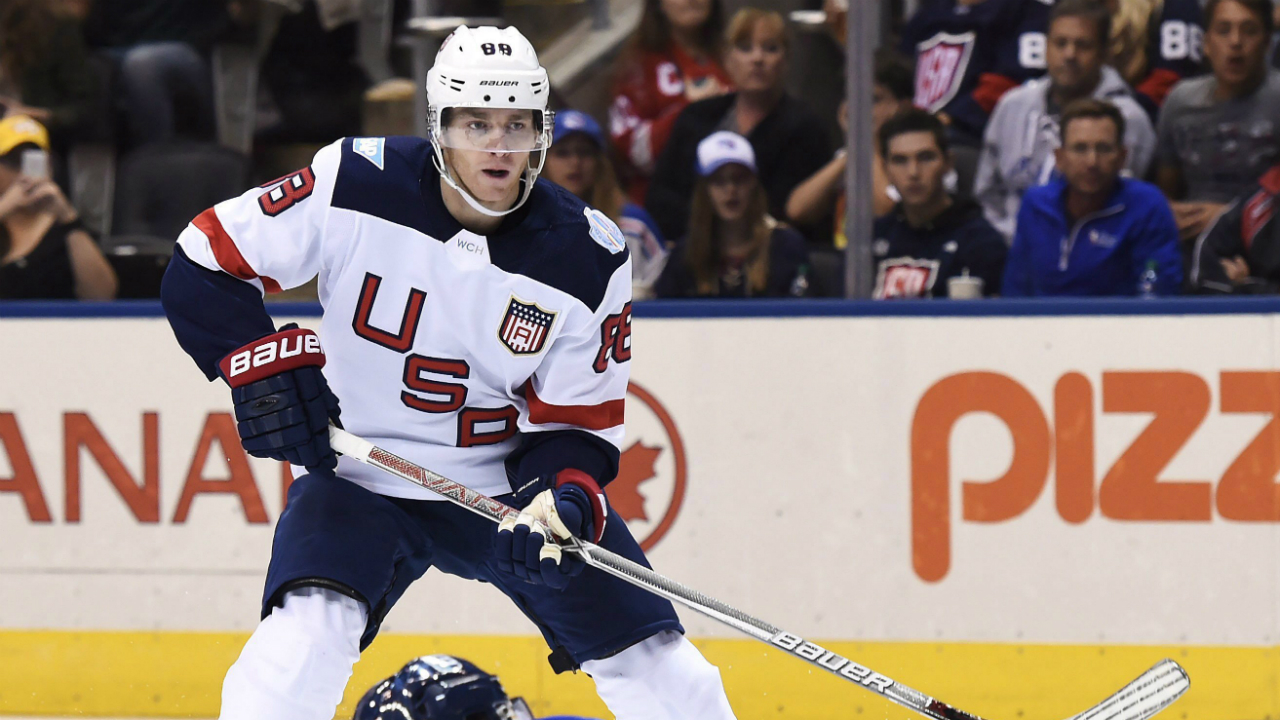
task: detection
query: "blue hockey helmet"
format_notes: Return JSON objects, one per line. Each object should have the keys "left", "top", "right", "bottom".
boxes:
{"left": 352, "top": 655, "right": 533, "bottom": 720}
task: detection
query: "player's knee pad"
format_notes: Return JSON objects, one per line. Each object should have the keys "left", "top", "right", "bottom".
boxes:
{"left": 583, "top": 630, "right": 737, "bottom": 720}
{"left": 219, "top": 586, "right": 368, "bottom": 720}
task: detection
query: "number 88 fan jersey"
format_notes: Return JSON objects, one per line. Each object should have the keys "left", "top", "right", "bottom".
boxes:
{"left": 171, "top": 135, "right": 634, "bottom": 500}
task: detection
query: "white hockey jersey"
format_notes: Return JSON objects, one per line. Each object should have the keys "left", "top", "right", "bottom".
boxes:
{"left": 175, "top": 136, "right": 634, "bottom": 500}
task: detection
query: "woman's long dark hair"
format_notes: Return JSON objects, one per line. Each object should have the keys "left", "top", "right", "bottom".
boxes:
{"left": 634, "top": 0, "right": 725, "bottom": 57}
{"left": 684, "top": 175, "right": 772, "bottom": 296}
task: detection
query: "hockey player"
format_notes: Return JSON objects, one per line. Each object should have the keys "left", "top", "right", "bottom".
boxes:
{"left": 160, "top": 25, "right": 737, "bottom": 720}
{"left": 352, "top": 654, "right": 602, "bottom": 720}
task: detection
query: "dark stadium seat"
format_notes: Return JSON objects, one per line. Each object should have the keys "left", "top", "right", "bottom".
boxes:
{"left": 112, "top": 141, "right": 248, "bottom": 240}
{"left": 101, "top": 234, "right": 175, "bottom": 299}
{"left": 107, "top": 141, "right": 247, "bottom": 297}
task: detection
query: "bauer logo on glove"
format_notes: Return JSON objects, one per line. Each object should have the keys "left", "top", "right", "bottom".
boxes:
{"left": 221, "top": 327, "right": 325, "bottom": 387}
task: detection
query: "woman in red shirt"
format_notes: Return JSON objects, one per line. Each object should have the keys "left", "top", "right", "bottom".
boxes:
{"left": 609, "top": 0, "right": 732, "bottom": 202}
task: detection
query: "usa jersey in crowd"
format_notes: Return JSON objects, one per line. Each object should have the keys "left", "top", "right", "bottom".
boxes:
{"left": 901, "top": 0, "right": 1054, "bottom": 142}
{"left": 169, "top": 135, "right": 633, "bottom": 501}
{"left": 1110, "top": 0, "right": 1206, "bottom": 114}
{"left": 871, "top": 197, "right": 1007, "bottom": 299}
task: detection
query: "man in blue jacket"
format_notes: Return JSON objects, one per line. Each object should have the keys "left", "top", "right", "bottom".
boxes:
{"left": 1002, "top": 98, "right": 1182, "bottom": 296}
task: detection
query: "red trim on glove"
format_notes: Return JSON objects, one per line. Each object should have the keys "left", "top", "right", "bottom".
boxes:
{"left": 218, "top": 328, "right": 326, "bottom": 388}
{"left": 556, "top": 468, "right": 608, "bottom": 543}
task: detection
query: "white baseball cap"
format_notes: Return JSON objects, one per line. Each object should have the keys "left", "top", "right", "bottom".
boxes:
{"left": 696, "top": 131, "right": 757, "bottom": 176}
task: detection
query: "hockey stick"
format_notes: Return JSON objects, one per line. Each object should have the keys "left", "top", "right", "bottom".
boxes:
{"left": 329, "top": 426, "right": 1189, "bottom": 720}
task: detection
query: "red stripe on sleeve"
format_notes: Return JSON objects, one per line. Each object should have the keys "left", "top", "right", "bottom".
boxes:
{"left": 523, "top": 382, "right": 624, "bottom": 431}
{"left": 192, "top": 208, "right": 283, "bottom": 294}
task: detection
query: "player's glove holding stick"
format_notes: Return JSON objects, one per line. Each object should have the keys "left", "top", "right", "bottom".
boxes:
{"left": 218, "top": 324, "right": 342, "bottom": 471}
{"left": 496, "top": 469, "right": 608, "bottom": 589}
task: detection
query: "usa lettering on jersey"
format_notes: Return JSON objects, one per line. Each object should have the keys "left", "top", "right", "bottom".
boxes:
{"left": 176, "top": 136, "right": 633, "bottom": 500}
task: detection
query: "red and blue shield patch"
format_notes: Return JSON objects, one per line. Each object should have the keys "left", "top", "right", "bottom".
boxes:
{"left": 499, "top": 296, "right": 556, "bottom": 355}
{"left": 914, "top": 31, "right": 976, "bottom": 113}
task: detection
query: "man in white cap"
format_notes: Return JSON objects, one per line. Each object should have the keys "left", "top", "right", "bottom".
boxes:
{"left": 161, "top": 24, "right": 737, "bottom": 720}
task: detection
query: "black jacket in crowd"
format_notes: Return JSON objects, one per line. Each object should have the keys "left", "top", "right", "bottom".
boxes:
{"left": 870, "top": 196, "right": 1008, "bottom": 299}
{"left": 1191, "top": 165, "right": 1280, "bottom": 294}
{"left": 644, "top": 92, "right": 832, "bottom": 243}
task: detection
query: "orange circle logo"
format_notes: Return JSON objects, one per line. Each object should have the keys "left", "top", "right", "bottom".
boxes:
{"left": 607, "top": 382, "right": 687, "bottom": 551}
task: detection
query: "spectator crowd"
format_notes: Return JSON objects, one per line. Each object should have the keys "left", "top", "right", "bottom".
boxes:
{"left": 2, "top": 0, "right": 1280, "bottom": 300}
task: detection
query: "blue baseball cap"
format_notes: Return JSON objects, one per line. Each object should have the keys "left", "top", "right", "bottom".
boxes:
{"left": 552, "top": 109, "right": 606, "bottom": 148}
{"left": 697, "top": 131, "right": 757, "bottom": 176}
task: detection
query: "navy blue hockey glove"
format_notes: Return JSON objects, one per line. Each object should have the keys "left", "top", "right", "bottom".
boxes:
{"left": 217, "top": 325, "right": 342, "bottom": 472}
{"left": 495, "top": 469, "right": 608, "bottom": 590}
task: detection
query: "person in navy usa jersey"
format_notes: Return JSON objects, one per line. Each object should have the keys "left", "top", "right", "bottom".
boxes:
{"left": 901, "top": 0, "right": 1054, "bottom": 145}
{"left": 159, "top": 25, "right": 737, "bottom": 720}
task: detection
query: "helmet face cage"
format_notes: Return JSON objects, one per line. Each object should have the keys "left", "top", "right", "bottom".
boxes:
{"left": 427, "top": 105, "right": 554, "bottom": 218}
{"left": 429, "top": 106, "right": 556, "bottom": 154}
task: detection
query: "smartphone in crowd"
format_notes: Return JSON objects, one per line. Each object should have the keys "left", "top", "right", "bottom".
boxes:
{"left": 21, "top": 148, "right": 48, "bottom": 180}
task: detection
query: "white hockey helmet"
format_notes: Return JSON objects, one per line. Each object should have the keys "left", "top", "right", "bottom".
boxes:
{"left": 426, "top": 26, "right": 555, "bottom": 217}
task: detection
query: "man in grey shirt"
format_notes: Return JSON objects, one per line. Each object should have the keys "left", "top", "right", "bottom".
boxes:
{"left": 975, "top": 0, "right": 1156, "bottom": 240}
{"left": 1155, "top": 0, "right": 1280, "bottom": 240}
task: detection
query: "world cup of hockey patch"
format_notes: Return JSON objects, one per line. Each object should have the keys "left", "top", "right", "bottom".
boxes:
{"left": 499, "top": 296, "right": 557, "bottom": 355}
{"left": 585, "top": 207, "right": 627, "bottom": 254}
{"left": 913, "top": 32, "right": 975, "bottom": 113}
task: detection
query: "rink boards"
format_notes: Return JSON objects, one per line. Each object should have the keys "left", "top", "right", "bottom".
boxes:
{"left": 3, "top": 299, "right": 1280, "bottom": 719}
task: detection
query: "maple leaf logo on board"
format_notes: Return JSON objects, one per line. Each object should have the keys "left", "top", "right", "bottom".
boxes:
{"left": 614, "top": 382, "right": 688, "bottom": 552}
{"left": 608, "top": 441, "right": 663, "bottom": 523}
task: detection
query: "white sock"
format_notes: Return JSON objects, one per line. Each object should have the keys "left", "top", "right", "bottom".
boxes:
{"left": 583, "top": 630, "right": 737, "bottom": 720}
{"left": 218, "top": 586, "right": 368, "bottom": 720}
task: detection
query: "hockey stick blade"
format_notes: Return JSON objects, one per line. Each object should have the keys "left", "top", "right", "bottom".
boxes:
{"left": 328, "top": 426, "right": 1190, "bottom": 720}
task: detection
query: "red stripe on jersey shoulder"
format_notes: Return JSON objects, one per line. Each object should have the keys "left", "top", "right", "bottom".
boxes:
{"left": 192, "top": 208, "right": 283, "bottom": 294}
{"left": 523, "top": 382, "right": 624, "bottom": 431}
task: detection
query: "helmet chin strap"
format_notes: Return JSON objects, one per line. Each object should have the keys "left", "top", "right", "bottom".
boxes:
{"left": 432, "top": 145, "right": 543, "bottom": 219}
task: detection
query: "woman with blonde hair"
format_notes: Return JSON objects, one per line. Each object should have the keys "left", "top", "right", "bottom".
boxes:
{"left": 646, "top": 8, "right": 830, "bottom": 243}
{"left": 655, "top": 131, "right": 809, "bottom": 298}
{"left": 543, "top": 109, "right": 669, "bottom": 299}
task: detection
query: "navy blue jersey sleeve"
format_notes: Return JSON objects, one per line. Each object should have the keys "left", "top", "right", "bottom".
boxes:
{"left": 161, "top": 245, "right": 277, "bottom": 381}
{"left": 505, "top": 429, "right": 622, "bottom": 494}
